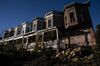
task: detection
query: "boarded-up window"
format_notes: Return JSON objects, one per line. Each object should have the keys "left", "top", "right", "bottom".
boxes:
{"left": 48, "top": 19, "right": 52, "bottom": 28}
{"left": 69, "top": 12, "right": 75, "bottom": 23}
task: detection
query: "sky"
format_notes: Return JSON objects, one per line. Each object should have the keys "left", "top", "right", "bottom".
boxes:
{"left": 0, "top": 0, "right": 100, "bottom": 34}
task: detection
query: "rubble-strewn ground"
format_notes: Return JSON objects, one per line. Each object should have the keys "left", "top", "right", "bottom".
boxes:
{"left": 0, "top": 44, "right": 100, "bottom": 66}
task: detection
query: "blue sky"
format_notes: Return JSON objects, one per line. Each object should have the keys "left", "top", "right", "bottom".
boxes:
{"left": 0, "top": 0, "right": 100, "bottom": 34}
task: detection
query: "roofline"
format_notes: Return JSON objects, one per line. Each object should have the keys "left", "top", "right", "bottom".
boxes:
{"left": 22, "top": 21, "right": 30, "bottom": 25}
{"left": 32, "top": 17, "right": 44, "bottom": 21}
{"left": 45, "top": 10, "right": 63, "bottom": 16}
{"left": 64, "top": 1, "right": 90, "bottom": 11}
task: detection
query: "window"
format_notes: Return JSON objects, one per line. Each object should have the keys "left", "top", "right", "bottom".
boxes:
{"left": 26, "top": 26, "right": 32, "bottom": 33}
{"left": 33, "top": 24, "right": 36, "bottom": 31}
{"left": 79, "top": 10, "right": 84, "bottom": 22}
{"left": 17, "top": 30, "right": 21, "bottom": 35}
{"left": 22, "top": 30, "right": 24, "bottom": 34}
{"left": 48, "top": 19, "right": 52, "bottom": 28}
{"left": 38, "top": 23, "right": 42, "bottom": 30}
{"left": 4, "top": 31, "right": 9, "bottom": 38}
{"left": 69, "top": 12, "right": 75, "bottom": 23}
{"left": 10, "top": 30, "right": 14, "bottom": 36}
{"left": 79, "top": 14, "right": 84, "bottom": 22}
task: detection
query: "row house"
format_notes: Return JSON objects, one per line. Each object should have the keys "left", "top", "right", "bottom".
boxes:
{"left": 1, "top": 1, "right": 96, "bottom": 51}
{"left": 45, "top": 11, "right": 64, "bottom": 29}
{"left": 61, "top": 1, "right": 95, "bottom": 48}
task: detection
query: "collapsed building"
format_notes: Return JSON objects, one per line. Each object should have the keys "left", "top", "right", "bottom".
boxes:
{"left": 0, "top": 1, "right": 95, "bottom": 51}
